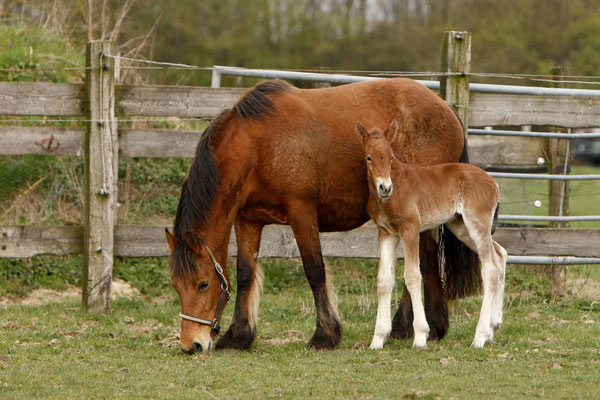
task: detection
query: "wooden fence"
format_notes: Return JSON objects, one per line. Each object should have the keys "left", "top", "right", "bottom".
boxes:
{"left": 1, "top": 33, "right": 600, "bottom": 311}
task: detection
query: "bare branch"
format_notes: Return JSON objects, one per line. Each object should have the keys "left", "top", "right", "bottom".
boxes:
{"left": 101, "top": 0, "right": 107, "bottom": 41}
{"left": 109, "top": 0, "right": 137, "bottom": 42}
{"left": 87, "top": 0, "right": 93, "bottom": 41}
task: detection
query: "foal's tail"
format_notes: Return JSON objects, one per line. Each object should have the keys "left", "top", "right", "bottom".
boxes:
{"left": 491, "top": 202, "right": 500, "bottom": 235}
{"left": 438, "top": 114, "right": 483, "bottom": 300}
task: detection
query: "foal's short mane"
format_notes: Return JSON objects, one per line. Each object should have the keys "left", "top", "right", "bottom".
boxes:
{"left": 170, "top": 80, "right": 292, "bottom": 277}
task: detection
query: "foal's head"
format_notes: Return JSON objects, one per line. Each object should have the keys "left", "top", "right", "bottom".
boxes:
{"left": 356, "top": 120, "right": 400, "bottom": 200}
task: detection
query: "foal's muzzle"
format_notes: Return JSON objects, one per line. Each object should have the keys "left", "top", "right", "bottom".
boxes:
{"left": 378, "top": 183, "right": 393, "bottom": 199}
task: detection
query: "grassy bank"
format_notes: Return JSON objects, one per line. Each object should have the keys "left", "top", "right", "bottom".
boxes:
{"left": 1, "top": 259, "right": 599, "bottom": 399}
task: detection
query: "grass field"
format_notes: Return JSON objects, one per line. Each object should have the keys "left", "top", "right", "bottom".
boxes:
{"left": 1, "top": 259, "right": 599, "bottom": 399}
{"left": 497, "top": 165, "right": 600, "bottom": 229}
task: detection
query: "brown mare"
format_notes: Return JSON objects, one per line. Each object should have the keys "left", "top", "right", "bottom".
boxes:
{"left": 357, "top": 120, "right": 507, "bottom": 349}
{"left": 165, "top": 78, "right": 481, "bottom": 354}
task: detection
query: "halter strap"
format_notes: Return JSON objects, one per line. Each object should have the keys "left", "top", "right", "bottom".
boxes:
{"left": 179, "top": 236, "right": 230, "bottom": 334}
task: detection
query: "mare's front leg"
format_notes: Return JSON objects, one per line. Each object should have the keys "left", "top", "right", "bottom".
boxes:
{"left": 216, "top": 216, "right": 264, "bottom": 350}
{"left": 401, "top": 227, "right": 430, "bottom": 348}
{"left": 288, "top": 203, "right": 342, "bottom": 350}
{"left": 370, "top": 230, "right": 399, "bottom": 349}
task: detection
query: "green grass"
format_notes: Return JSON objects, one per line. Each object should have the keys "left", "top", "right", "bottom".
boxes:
{"left": 1, "top": 259, "right": 600, "bottom": 399}
{"left": 0, "top": 23, "right": 83, "bottom": 83}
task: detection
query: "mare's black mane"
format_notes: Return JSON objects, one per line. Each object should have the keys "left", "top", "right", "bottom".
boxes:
{"left": 170, "top": 80, "right": 292, "bottom": 277}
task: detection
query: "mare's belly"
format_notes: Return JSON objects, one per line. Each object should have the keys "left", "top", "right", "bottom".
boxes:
{"left": 316, "top": 194, "right": 370, "bottom": 232}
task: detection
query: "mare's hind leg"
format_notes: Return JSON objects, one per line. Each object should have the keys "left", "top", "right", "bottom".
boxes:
{"left": 288, "top": 203, "right": 341, "bottom": 350}
{"left": 216, "top": 216, "right": 264, "bottom": 350}
{"left": 370, "top": 230, "right": 399, "bottom": 349}
{"left": 391, "top": 231, "right": 448, "bottom": 341}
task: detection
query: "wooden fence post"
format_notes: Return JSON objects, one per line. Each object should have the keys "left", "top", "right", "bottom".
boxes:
{"left": 83, "top": 41, "right": 118, "bottom": 312}
{"left": 440, "top": 31, "right": 471, "bottom": 137}
{"left": 439, "top": 31, "right": 471, "bottom": 315}
{"left": 547, "top": 66, "right": 570, "bottom": 298}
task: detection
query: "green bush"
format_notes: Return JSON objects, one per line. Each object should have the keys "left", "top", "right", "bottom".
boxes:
{"left": 0, "top": 23, "right": 83, "bottom": 83}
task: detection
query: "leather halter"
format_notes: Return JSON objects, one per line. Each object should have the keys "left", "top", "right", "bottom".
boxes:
{"left": 179, "top": 236, "right": 230, "bottom": 334}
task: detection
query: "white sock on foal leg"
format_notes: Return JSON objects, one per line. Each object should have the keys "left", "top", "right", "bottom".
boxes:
{"left": 370, "top": 235, "right": 398, "bottom": 349}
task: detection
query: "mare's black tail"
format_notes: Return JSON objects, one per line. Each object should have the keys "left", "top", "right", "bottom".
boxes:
{"left": 439, "top": 117, "right": 482, "bottom": 300}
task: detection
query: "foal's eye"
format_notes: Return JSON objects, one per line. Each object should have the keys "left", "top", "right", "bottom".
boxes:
{"left": 197, "top": 281, "right": 209, "bottom": 292}
{"left": 366, "top": 156, "right": 372, "bottom": 162}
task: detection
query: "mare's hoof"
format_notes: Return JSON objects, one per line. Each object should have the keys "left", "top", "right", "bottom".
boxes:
{"left": 390, "top": 307, "right": 414, "bottom": 340}
{"left": 308, "top": 326, "right": 341, "bottom": 350}
{"left": 424, "top": 301, "right": 449, "bottom": 341}
{"left": 215, "top": 326, "right": 255, "bottom": 351}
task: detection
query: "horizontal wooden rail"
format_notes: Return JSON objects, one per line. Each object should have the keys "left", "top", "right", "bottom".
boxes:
{"left": 469, "top": 92, "right": 600, "bottom": 128}
{"left": 0, "top": 125, "right": 547, "bottom": 166}
{"left": 3, "top": 83, "right": 600, "bottom": 129}
{"left": 0, "top": 83, "right": 84, "bottom": 116}
{"left": 116, "top": 85, "right": 245, "bottom": 118}
{"left": 2, "top": 225, "right": 599, "bottom": 259}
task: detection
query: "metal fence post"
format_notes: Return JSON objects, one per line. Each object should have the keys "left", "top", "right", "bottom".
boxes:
{"left": 211, "top": 68, "right": 222, "bottom": 88}
{"left": 440, "top": 31, "right": 471, "bottom": 137}
{"left": 83, "top": 41, "right": 117, "bottom": 312}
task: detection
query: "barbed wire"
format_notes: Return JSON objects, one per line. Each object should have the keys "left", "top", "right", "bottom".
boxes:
{"left": 3, "top": 52, "right": 600, "bottom": 86}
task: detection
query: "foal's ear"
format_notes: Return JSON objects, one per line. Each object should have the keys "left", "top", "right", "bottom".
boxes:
{"left": 355, "top": 120, "right": 369, "bottom": 144}
{"left": 165, "top": 228, "right": 178, "bottom": 252}
{"left": 385, "top": 119, "right": 401, "bottom": 145}
{"left": 185, "top": 231, "right": 204, "bottom": 256}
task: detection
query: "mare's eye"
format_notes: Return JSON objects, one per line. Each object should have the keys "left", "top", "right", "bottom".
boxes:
{"left": 366, "top": 156, "right": 372, "bottom": 162}
{"left": 197, "top": 281, "right": 209, "bottom": 292}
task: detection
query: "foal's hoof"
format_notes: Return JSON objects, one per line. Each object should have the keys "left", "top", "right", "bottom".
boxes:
{"left": 470, "top": 334, "right": 493, "bottom": 349}
{"left": 412, "top": 334, "right": 428, "bottom": 349}
{"left": 412, "top": 341, "right": 427, "bottom": 350}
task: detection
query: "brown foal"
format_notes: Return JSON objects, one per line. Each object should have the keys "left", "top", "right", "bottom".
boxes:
{"left": 357, "top": 120, "right": 507, "bottom": 349}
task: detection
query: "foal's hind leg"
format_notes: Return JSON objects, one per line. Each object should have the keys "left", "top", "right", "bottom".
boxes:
{"left": 490, "top": 241, "right": 507, "bottom": 332}
{"left": 446, "top": 218, "right": 499, "bottom": 348}
{"left": 217, "top": 216, "right": 264, "bottom": 351}
{"left": 456, "top": 216, "right": 502, "bottom": 348}
{"left": 370, "top": 230, "right": 399, "bottom": 349}
{"left": 287, "top": 203, "right": 341, "bottom": 350}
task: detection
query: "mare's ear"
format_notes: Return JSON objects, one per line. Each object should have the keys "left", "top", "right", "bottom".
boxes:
{"left": 165, "top": 229, "right": 178, "bottom": 252}
{"left": 385, "top": 119, "right": 401, "bottom": 145}
{"left": 185, "top": 231, "right": 204, "bottom": 256}
{"left": 355, "top": 121, "right": 369, "bottom": 144}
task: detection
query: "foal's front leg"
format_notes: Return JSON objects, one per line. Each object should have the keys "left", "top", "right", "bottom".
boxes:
{"left": 401, "top": 228, "right": 430, "bottom": 348}
{"left": 370, "top": 230, "right": 399, "bottom": 349}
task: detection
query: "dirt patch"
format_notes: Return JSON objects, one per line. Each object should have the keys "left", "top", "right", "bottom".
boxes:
{"left": 0, "top": 279, "right": 142, "bottom": 306}
{"left": 568, "top": 278, "right": 600, "bottom": 300}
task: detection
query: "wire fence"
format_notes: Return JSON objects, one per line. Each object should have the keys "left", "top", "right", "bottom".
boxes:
{"left": 1, "top": 51, "right": 600, "bottom": 266}
{"left": 5, "top": 52, "right": 600, "bottom": 88}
